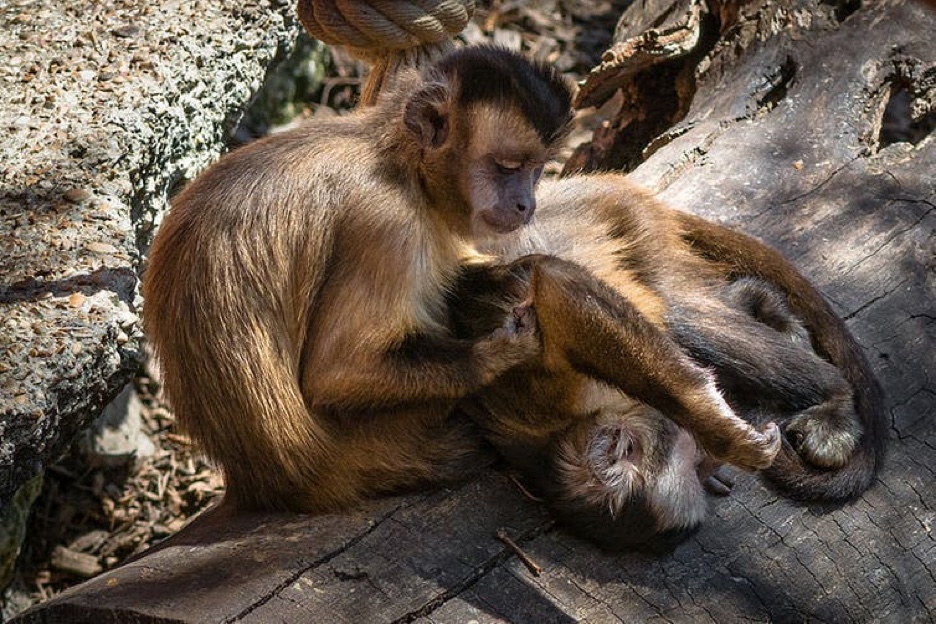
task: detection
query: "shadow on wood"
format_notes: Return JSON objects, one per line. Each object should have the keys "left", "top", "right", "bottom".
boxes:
{"left": 13, "top": 474, "right": 576, "bottom": 623}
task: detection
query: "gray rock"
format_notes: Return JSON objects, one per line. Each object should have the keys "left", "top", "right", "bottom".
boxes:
{"left": 0, "top": 0, "right": 303, "bottom": 521}
{"left": 81, "top": 383, "right": 154, "bottom": 467}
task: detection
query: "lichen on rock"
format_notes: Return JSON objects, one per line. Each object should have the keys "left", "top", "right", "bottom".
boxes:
{"left": 0, "top": 0, "right": 309, "bottom": 583}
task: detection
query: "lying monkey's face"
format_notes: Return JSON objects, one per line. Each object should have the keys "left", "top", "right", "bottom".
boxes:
{"left": 548, "top": 408, "right": 715, "bottom": 553}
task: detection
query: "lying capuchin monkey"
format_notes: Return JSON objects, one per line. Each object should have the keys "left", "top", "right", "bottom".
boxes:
{"left": 145, "top": 47, "right": 779, "bottom": 514}
{"left": 449, "top": 173, "right": 887, "bottom": 552}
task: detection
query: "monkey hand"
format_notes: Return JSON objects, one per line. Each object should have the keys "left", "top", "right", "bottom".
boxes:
{"left": 785, "top": 397, "right": 861, "bottom": 469}
{"left": 723, "top": 421, "right": 783, "bottom": 472}
{"left": 473, "top": 302, "right": 541, "bottom": 385}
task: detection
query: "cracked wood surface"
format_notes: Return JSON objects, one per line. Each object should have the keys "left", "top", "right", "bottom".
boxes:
{"left": 14, "top": 0, "right": 936, "bottom": 622}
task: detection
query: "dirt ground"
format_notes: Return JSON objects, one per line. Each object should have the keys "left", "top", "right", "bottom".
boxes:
{"left": 2, "top": 1, "right": 628, "bottom": 617}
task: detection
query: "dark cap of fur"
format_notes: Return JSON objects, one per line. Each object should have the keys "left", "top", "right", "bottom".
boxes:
{"left": 429, "top": 45, "right": 574, "bottom": 144}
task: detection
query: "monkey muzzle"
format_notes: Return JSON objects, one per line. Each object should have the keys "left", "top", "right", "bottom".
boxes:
{"left": 479, "top": 200, "right": 536, "bottom": 234}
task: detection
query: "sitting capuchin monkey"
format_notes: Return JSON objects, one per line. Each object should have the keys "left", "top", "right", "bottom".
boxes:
{"left": 449, "top": 174, "right": 887, "bottom": 552}
{"left": 144, "top": 47, "right": 780, "bottom": 515}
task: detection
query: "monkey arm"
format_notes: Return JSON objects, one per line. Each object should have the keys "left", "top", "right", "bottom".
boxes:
{"left": 507, "top": 255, "right": 781, "bottom": 471}
{"left": 303, "top": 328, "right": 537, "bottom": 413}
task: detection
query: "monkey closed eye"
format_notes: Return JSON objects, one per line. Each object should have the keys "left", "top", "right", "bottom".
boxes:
{"left": 495, "top": 159, "right": 524, "bottom": 173}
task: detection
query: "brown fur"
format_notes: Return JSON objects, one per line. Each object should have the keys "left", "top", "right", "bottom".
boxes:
{"left": 669, "top": 208, "right": 886, "bottom": 501}
{"left": 451, "top": 173, "right": 885, "bottom": 552}
{"left": 450, "top": 255, "right": 729, "bottom": 551}
{"left": 468, "top": 176, "right": 787, "bottom": 467}
{"left": 143, "top": 47, "right": 573, "bottom": 512}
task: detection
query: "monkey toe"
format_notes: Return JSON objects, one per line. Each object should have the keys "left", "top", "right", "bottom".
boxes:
{"left": 699, "top": 461, "right": 735, "bottom": 496}
{"left": 705, "top": 421, "right": 781, "bottom": 472}
{"left": 703, "top": 469, "right": 735, "bottom": 497}
{"left": 753, "top": 421, "right": 783, "bottom": 469}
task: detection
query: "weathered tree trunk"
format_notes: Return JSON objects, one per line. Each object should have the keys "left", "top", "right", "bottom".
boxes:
{"left": 15, "top": 0, "right": 936, "bottom": 622}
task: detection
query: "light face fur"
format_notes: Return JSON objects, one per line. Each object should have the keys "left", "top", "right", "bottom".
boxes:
{"left": 143, "top": 46, "right": 574, "bottom": 512}
{"left": 450, "top": 173, "right": 886, "bottom": 551}
{"left": 466, "top": 104, "right": 550, "bottom": 237}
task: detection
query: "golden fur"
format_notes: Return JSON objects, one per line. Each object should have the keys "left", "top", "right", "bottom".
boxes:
{"left": 144, "top": 48, "right": 574, "bottom": 512}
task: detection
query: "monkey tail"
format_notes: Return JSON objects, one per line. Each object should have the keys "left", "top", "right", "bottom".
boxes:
{"left": 761, "top": 345, "right": 887, "bottom": 504}
{"left": 144, "top": 207, "right": 348, "bottom": 513}
{"left": 675, "top": 211, "right": 888, "bottom": 503}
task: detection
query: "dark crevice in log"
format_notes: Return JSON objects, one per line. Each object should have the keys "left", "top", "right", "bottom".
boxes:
{"left": 880, "top": 81, "right": 936, "bottom": 148}
{"left": 753, "top": 56, "right": 798, "bottom": 116}
{"left": 563, "top": 11, "right": 722, "bottom": 175}
{"left": 588, "top": 63, "right": 686, "bottom": 174}
{"left": 822, "top": 0, "right": 863, "bottom": 22}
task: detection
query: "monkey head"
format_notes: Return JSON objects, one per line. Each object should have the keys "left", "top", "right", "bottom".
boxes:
{"left": 546, "top": 406, "right": 727, "bottom": 553}
{"left": 400, "top": 46, "right": 574, "bottom": 240}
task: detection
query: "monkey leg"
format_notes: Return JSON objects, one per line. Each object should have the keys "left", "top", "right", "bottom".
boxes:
{"left": 673, "top": 213, "right": 886, "bottom": 501}
{"left": 669, "top": 290, "right": 859, "bottom": 470}
{"left": 509, "top": 255, "right": 781, "bottom": 472}
{"left": 314, "top": 406, "right": 496, "bottom": 505}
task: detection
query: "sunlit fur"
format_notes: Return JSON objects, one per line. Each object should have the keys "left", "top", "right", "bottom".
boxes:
{"left": 553, "top": 405, "right": 652, "bottom": 516}
{"left": 451, "top": 172, "right": 884, "bottom": 551}
{"left": 143, "top": 47, "right": 573, "bottom": 512}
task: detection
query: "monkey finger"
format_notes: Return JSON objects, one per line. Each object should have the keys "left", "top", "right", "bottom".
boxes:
{"left": 704, "top": 475, "right": 732, "bottom": 496}
{"left": 754, "top": 421, "right": 783, "bottom": 467}
{"left": 511, "top": 301, "right": 538, "bottom": 335}
{"left": 703, "top": 465, "right": 736, "bottom": 496}
{"left": 729, "top": 421, "right": 783, "bottom": 472}
{"left": 760, "top": 422, "right": 783, "bottom": 468}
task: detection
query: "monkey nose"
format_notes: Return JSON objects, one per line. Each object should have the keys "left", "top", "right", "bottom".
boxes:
{"left": 516, "top": 200, "right": 536, "bottom": 222}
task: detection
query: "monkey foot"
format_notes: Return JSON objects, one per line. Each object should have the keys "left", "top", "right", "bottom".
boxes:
{"left": 704, "top": 466, "right": 735, "bottom": 497}
{"left": 698, "top": 459, "right": 735, "bottom": 496}
{"left": 786, "top": 404, "right": 860, "bottom": 469}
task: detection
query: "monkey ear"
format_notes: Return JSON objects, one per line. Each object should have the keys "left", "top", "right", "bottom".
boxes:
{"left": 585, "top": 425, "right": 640, "bottom": 492}
{"left": 404, "top": 83, "right": 450, "bottom": 149}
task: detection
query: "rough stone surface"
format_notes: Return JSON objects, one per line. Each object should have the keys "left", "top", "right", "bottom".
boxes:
{"left": 81, "top": 383, "right": 153, "bottom": 467}
{"left": 0, "top": 0, "right": 303, "bottom": 511}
